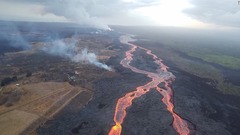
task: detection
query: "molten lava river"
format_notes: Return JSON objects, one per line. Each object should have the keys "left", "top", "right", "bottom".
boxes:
{"left": 109, "top": 35, "right": 190, "bottom": 135}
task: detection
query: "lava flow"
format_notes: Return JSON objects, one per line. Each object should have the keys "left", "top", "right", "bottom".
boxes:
{"left": 108, "top": 35, "right": 190, "bottom": 135}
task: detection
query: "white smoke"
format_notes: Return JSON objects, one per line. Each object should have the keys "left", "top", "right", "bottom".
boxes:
{"left": 0, "top": 22, "right": 30, "bottom": 50}
{"left": 40, "top": 0, "right": 113, "bottom": 30}
{"left": 44, "top": 40, "right": 76, "bottom": 58}
{"left": 72, "top": 48, "right": 112, "bottom": 71}
{"left": 43, "top": 39, "right": 112, "bottom": 71}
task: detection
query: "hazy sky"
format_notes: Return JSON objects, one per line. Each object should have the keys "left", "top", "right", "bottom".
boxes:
{"left": 0, "top": 0, "right": 239, "bottom": 29}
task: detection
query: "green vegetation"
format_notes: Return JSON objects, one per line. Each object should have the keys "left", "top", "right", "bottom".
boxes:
{"left": 175, "top": 54, "right": 240, "bottom": 95}
{"left": 188, "top": 52, "right": 240, "bottom": 70}
{"left": 217, "top": 82, "right": 240, "bottom": 95}
{"left": 176, "top": 55, "right": 240, "bottom": 95}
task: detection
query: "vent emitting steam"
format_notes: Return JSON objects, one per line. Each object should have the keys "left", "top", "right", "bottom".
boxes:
{"left": 43, "top": 40, "right": 112, "bottom": 71}
{"left": 72, "top": 48, "right": 112, "bottom": 71}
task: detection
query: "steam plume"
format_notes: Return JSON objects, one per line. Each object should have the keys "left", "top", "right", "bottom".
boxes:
{"left": 43, "top": 39, "right": 112, "bottom": 71}
{"left": 0, "top": 22, "right": 30, "bottom": 50}
{"left": 72, "top": 48, "right": 112, "bottom": 71}
{"left": 41, "top": 0, "right": 111, "bottom": 30}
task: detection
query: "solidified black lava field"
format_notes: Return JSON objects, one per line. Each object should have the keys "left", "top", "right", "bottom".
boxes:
{"left": 37, "top": 38, "right": 240, "bottom": 135}
{"left": 171, "top": 67, "right": 240, "bottom": 135}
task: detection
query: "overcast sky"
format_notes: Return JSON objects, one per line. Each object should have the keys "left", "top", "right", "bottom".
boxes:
{"left": 0, "top": 0, "right": 239, "bottom": 29}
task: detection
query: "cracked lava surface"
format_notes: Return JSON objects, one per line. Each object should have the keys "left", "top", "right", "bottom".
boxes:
{"left": 108, "top": 35, "right": 190, "bottom": 135}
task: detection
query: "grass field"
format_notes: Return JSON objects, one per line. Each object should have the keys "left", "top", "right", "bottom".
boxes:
{"left": 0, "top": 110, "right": 39, "bottom": 135}
{"left": 0, "top": 82, "right": 90, "bottom": 135}
{"left": 187, "top": 52, "right": 240, "bottom": 70}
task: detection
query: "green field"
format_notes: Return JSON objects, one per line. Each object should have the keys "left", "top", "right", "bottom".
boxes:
{"left": 167, "top": 50, "right": 240, "bottom": 95}
{"left": 187, "top": 53, "right": 240, "bottom": 70}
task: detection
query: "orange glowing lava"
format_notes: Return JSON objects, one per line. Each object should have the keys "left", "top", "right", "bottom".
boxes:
{"left": 109, "top": 35, "right": 190, "bottom": 135}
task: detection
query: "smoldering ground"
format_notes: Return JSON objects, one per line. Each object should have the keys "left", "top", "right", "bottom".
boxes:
{"left": 42, "top": 39, "right": 112, "bottom": 71}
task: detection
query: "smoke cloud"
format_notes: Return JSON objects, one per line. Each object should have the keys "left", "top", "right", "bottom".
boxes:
{"left": 43, "top": 40, "right": 76, "bottom": 58}
{"left": 184, "top": 0, "right": 240, "bottom": 27}
{"left": 43, "top": 39, "right": 112, "bottom": 71}
{"left": 72, "top": 48, "right": 112, "bottom": 71}
{"left": 0, "top": 22, "right": 30, "bottom": 50}
{"left": 40, "top": 0, "right": 113, "bottom": 30}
